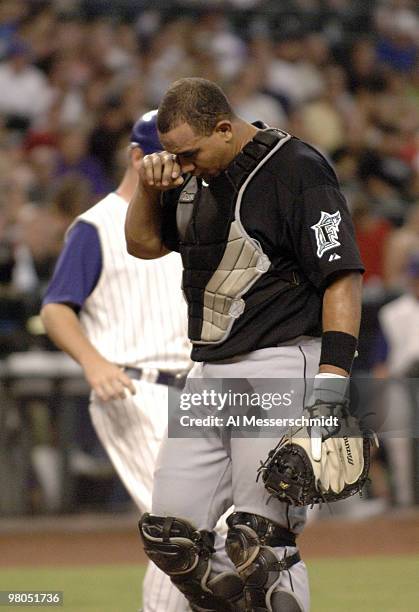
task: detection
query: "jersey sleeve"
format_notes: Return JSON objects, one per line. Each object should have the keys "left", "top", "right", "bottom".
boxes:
{"left": 42, "top": 221, "right": 102, "bottom": 312}
{"left": 286, "top": 149, "right": 364, "bottom": 288}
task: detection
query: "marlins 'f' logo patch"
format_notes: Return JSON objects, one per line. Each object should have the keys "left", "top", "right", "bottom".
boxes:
{"left": 311, "top": 210, "right": 341, "bottom": 258}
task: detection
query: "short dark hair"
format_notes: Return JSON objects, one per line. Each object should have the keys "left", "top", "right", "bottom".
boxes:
{"left": 157, "top": 78, "right": 235, "bottom": 136}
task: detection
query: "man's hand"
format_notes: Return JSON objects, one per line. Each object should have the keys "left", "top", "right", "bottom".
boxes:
{"left": 41, "top": 303, "right": 139, "bottom": 399}
{"left": 82, "top": 355, "right": 136, "bottom": 402}
{"left": 258, "top": 375, "right": 375, "bottom": 506}
{"left": 140, "top": 151, "right": 185, "bottom": 190}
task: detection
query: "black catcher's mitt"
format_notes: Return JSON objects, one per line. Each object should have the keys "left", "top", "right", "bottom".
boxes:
{"left": 257, "top": 377, "right": 377, "bottom": 506}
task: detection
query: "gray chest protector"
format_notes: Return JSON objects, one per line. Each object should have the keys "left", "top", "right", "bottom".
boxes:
{"left": 176, "top": 128, "right": 291, "bottom": 345}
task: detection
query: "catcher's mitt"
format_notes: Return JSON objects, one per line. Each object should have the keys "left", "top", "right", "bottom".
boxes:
{"left": 257, "top": 376, "right": 377, "bottom": 506}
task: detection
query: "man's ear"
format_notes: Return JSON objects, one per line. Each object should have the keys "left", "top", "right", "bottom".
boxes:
{"left": 215, "top": 120, "right": 233, "bottom": 142}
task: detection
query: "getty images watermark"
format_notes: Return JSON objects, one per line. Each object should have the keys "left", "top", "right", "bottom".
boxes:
{"left": 167, "top": 377, "right": 419, "bottom": 438}
{"left": 173, "top": 386, "right": 339, "bottom": 434}
{"left": 179, "top": 388, "right": 294, "bottom": 411}
{"left": 179, "top": 389, "right": 339, "bottom": 427}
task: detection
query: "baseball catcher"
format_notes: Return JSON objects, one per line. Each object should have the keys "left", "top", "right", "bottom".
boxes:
{"left": 258, "top": 373, "right": 377, "bottom": 506}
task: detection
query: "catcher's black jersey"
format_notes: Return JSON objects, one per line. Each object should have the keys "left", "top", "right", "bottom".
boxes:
{"left": 162, "top": 135, "right": 364, "bottom": 362}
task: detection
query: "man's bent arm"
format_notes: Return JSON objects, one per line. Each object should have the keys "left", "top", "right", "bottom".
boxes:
{"left": 41, "top": 303, "right": 104, "bottom": 366}
{"left": 320, "top": 271, "right": 363, "bottom": 376}
{"left": 41, "top": 303, "right": 135, "bottom": 400}
{"left": 125, "top": 151, "right": 185, "bottom": 259}
{"left": 125, "top": 183, "right": 169, "bottom": 259}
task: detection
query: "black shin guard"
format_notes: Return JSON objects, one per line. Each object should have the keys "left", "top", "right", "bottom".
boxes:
{"left": 139, "top": 513, "right": 245, "bottom": 611}
{"left": 226, "top": 513, "right": 302, "bottom": 612}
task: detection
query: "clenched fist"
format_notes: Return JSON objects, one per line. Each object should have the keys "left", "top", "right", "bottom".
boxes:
{"left": 141, "top": 151, "right": 184, "bottom": 190}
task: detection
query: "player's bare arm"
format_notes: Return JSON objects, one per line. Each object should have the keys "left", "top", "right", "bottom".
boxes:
{"left": 262, "top": 270, "right": 369, "bottom": 507}
{"left": 319, "top": 271, "right": 363, "bottom": 376}
{"left": 41, "top": 303, "right": 136, "bottom": 401}
{"left": 125, "top": 151, "right": 183, "bottom": 259}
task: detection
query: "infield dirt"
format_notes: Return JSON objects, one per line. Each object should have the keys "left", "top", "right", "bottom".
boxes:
{"left": 1, "top": 509, "right": 418, "bottom": 568}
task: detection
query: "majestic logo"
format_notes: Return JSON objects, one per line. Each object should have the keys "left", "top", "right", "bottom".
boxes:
{"left": 311, "top": 211, "right": 341, "bottom": 258}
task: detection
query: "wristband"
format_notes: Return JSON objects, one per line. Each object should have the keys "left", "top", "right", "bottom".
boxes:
{"left": 319, "top": 331, "right": 357, "bottom": 374}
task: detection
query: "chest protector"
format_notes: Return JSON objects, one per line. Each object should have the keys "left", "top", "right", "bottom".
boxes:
{"left": 177, "top": 128, "right": 292, "bottom": 345}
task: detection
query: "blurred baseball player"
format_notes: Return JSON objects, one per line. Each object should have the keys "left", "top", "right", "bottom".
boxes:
{"left": 41, "top": 111, "right": 192, "bottom": 612}
{"left": 126, "top": 79, "right": 364, "bottom": 611}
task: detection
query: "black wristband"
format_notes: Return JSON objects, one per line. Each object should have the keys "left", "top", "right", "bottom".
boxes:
{"left": 319, "top": 331, "right": 358, "bottom": 373}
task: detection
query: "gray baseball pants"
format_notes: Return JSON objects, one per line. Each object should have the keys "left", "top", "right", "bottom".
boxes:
{"left": 152, "top": 338, "right": 321, "bottom": 611}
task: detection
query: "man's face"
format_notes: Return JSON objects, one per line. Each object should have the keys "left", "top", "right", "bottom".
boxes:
{"left": 159, "top": 121, "right": 232, "bottom": 179}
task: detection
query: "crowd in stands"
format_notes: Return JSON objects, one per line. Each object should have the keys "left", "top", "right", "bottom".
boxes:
{"left": 0, "top": 0, "right": 418, "bottom": 359}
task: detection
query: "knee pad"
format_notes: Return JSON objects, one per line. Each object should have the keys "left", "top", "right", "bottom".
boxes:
{"left": 139, "top": 513, "right": 245, "bottom": 611}
{"left": 225, "top": 513, "right": 301, "bottom": 612}
{"left": 227, "top": 512, "right": 297, "bottom": 548}
{"left": 139, "top": 513, "right": 212, "bottom": 576}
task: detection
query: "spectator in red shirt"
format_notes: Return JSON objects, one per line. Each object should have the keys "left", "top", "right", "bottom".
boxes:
{"left": 352, "top": 196, "right": 394, "bottom": 286}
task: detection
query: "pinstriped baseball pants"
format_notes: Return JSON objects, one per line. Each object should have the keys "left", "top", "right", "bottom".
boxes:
{"left": 90, "top": 379, "right": 191, "bottom": 612}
